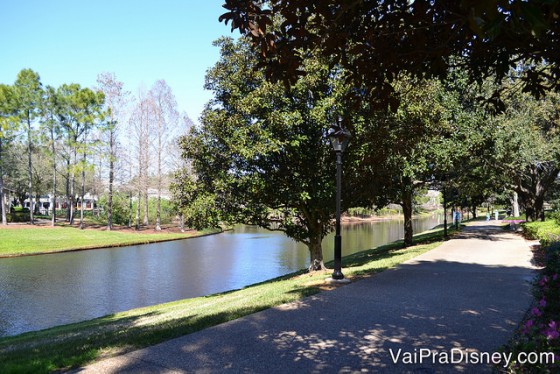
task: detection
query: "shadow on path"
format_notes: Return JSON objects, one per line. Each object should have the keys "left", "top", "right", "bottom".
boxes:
{"left": 76, "top": 222, "right": 537, "bottom": 373}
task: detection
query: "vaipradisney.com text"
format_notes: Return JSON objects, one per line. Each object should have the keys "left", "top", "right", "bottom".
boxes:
{"left": 389, "top": 348, "right": 555, "bottom": 368}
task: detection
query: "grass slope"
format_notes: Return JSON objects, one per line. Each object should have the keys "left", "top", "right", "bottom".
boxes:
{"left": 0, "top": 227, "right": 218, "bottom": 256}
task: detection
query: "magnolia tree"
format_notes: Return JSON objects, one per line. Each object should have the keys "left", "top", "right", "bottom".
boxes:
{"left": 178, "top": 37, "right": 383, "bottom": 271}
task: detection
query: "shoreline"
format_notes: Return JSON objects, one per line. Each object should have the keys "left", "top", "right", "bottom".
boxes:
{"left": 0, "top": 223, "right": 223, "bottom": 259}
{"left": 0, "top": 211, "right": 442, "bottom": 258}
{"left": 342, "top": 210, "right": 441, "bottom": 223}
{"left": 0, "top": 229, "right": 223, "bottom": 259}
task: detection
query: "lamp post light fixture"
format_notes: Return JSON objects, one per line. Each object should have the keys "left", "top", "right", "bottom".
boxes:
{"left": 327, "top": 123, "right": 352, "bottom": 281}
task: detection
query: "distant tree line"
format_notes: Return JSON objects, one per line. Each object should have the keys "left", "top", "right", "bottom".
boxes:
{"left": 0, "top": 69, "right": 192, "bottom": 229}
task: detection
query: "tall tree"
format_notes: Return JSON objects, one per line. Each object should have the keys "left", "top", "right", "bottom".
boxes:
{"left": 129, "top": 91, "right": 152, "bottom": 230}
{"left": 77, "top": 89, "right": 105, "bottom": 229}
{"left": 149, "top": 80, "right": 178, "bottom": 231}
{"left": 42, "top": 86, "right": 63, "bottom": 226}
{"left": 58, "top": 84, "right": 80, "bottom": 223}
{"left": 181, "top": 37, "right": 381, "bottom": 271}
{"left": 0, "top": 84, "right": 18, "bottom": 225}
{"left": 13, "top": 69, "right": 43, "bottom": 223}
{"left": 57, "top": 84, "right": 105, "bottom": 227}
{"left": 170, "top": 113, "right": 195, "bottom": 232}
{"left": 437, "top": 72, "right": 500, "bottom": 219}
{"left": 494, "top": 91, "right": 560, "bottom": 221}
{"left": 97, "top": 72, "right": 129, "bottom": 230}
{"left": 372, "top": 78, "right": 454, "bottom": 246}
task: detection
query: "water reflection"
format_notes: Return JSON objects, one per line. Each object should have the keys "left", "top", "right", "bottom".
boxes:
{"left": 0, "top": 214, "right": 441, "bottom": 337}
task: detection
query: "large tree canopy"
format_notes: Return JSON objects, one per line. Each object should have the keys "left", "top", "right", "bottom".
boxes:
{"left": 493, "top": 90, "right": 560, "bottom": 221}
{"left": 220, "top": 0, "right": 560, "bottom": 107}
{"left": 371, "top": 77, "right": 457, "bottom": 246}
{"left": 180, "top": 37, "right": 382, "bottom": 271}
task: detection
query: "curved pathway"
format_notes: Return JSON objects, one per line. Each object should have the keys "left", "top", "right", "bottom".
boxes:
{"left": 76, "top": 220, "right": 538, "bottom": 373}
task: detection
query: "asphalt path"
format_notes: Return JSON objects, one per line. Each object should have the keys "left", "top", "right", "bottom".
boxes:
{"left": 75, "top": 220, "right": 537, "bottom": 373}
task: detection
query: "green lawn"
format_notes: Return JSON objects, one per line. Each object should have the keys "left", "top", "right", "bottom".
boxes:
{"left": 0, "top": 226, "right": 219, "bottom": 256}
{"left": 0, "top": 226, "right": 452, "bottom": 374}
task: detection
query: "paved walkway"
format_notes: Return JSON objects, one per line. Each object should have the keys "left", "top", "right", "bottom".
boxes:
{"left": 75, "top": 220, "right": 538, "bottom": 373}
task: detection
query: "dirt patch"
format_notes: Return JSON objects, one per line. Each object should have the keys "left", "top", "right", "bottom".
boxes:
{"left": 341, "top": 215, "right": 401, "bottom": 223}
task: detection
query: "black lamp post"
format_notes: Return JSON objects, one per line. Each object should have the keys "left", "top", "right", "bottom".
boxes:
{"left": 328, "top": 123, "right": 351, "bottom": 280}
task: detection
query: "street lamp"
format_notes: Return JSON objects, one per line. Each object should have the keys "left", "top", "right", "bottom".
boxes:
{"left": 328, "top": 123, "right": 351, "bottom": 280}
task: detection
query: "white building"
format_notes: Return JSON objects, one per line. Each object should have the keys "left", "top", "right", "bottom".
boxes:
{"left": 24, "top": 193, "right": 98, "bottom": 215}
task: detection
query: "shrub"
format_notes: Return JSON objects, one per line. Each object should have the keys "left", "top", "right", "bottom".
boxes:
{"left": 347, "top": 207, "right": 375, "bottom": 218}
{"left": 505, "top": 225, "right": 560, "bottom": 372}
{"left": 506, "top": 259, "right": 560, "bottom": 372}
{"left": 523, "top": 221, "right": 560, "bottom": 247}
{"left": 97, "top": 193, "right": 176, "bottom": 226}
{"left": 8, "top": 211, "right": 29, "bottom": 223}
{"left": 551, "top": 210, "right": 560, "bottom": 227}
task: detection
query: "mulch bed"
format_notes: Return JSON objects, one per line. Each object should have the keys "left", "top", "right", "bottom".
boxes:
{"left": 1, "top": 220, "right": 194, "bottom": 235}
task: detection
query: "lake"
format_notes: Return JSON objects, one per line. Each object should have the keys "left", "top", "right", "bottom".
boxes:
{"left": 0, "top": 214, "right": 443, "bottom": 337}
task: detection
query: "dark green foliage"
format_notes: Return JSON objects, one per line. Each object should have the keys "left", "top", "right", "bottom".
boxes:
{"left": 493, "top": 90, "right": 560, "bottom": 221}
{"left": 96, "top": 194, "right": 175, "bottom": 227}
{"left": 221, "top": 1, "right": 560, "bottom": 109}
{"left": 97, "top": 193, "right": 131, "bottom": 226}
{"left": 177, "top": 37, "right": 383, "bottom": 269}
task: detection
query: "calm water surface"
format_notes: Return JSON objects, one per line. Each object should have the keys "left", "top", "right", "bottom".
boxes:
{"left": 0, "top": 215, "right": 442, "bottom": 337}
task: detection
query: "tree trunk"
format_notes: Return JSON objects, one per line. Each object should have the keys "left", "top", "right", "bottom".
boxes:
{"left": 79, "top": 149, "right": 86, "bottom": 230}
{"left": 128, "top": 191, "right": 133, "bottom": 228}
{"left": 442, "top": 185, "right": 448, "bottom": 238}
{"left": 179, "top": 212, "right": 185, "bottom": 232}
{"left": 137, "top": 137, "right": 143, "bottom": 230}
{"left": 512, "top": 192, "right": 520, "bottom": 217}
{"left": 51, "top": 128, "right": 57, "bottom": 227}
{"left": 535, "top": 195, "right": 545, "bottom": 222}
{"left": 0, "top": 139, "right": 7, "bottom": 225}
{"left": 70, "top": 147, "right": 77, "bottom": 225}
{"left": 143, "top": 186, "right": 149, "bottom": 226}
{"left": 107, "top": 129, "right": 114, "bottom": 231}
{"left": 27, "top": 114, "right": 34, "bottom": 224}
{"left": 34, "top": 194, "right": 40, "bottom": 215}
{"left": 307, "top": 233, "right": 326, "bottom": 271}
{"left": 0, "top": 177, "right": 6, "bottom": 225}
{"left": 156, "top": 135, "right": 162, "bottom": 231}
{"left": 402, "top": 185, "right": 414, "bottom": 247}
{"left": 65, "top": 158, "right": 71, "bottom": 221}
{"left": 0, "top": 176, "right": 6, "bottom": 226}
{"left": 156, "top": 193, "right": 161, "bottom": 231}
{"left": 135, "top": 190, "right": 141, "bottom": 230}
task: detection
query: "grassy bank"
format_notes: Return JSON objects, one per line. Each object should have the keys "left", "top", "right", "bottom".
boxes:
{"left": 0, "top": 226, "right": 220, "bottom": 257}
{"left": 0, "top": 226, "right": 452, "bottom": 374}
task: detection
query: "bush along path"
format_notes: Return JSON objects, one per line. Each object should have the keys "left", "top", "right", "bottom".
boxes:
{"left": 502, "top": 219, "right": 560, "bottom": 372}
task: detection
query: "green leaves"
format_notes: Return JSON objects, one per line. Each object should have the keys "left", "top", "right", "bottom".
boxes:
{"left": 13, "top": 69, "right": 42, "bottom": 119}
{"left": 177, "top": 37, "right": 366, "bottom": 265}
{"left": 0, "top": 84, "right": 18, "bottom": 140}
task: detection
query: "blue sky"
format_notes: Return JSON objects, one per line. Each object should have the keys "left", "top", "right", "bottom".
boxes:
{"left": 0, "top": 0, "right": 234, "bottom": 123}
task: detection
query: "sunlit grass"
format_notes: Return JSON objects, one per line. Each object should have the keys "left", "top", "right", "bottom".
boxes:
{"left": 0, "top": 226, "right": 451, "bottom": 373}
{"left": 0, "top": 226, "right": 219, "bottom": 256}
